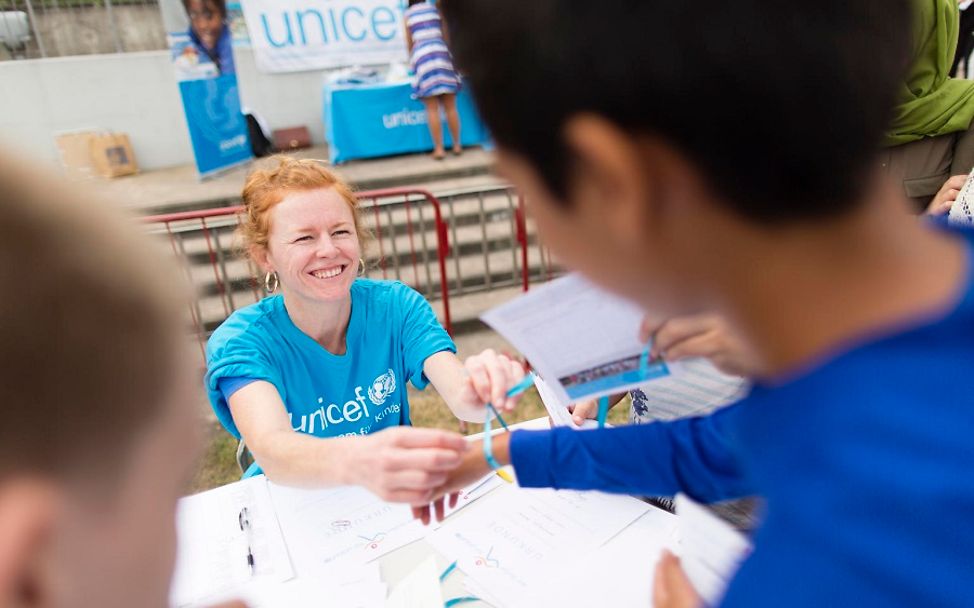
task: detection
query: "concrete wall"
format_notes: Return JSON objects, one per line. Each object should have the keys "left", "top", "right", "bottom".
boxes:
{"left": 0, "top": 47, "right": 328, "bottom": 171}
{"left": 35, "top": 5, "right": 167, "bottom": 58}
{"left": 0, "top": 5, "right": 168, "bottom": 61}
{"left": 235, "top": 47, "right": 327, "bottom": 153}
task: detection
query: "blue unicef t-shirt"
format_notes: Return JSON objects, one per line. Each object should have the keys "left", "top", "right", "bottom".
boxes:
{"left": 205, "top": 279, "right": 456, "bottom": 447}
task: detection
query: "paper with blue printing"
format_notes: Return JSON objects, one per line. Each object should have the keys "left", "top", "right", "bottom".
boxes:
{"left": 323, "top": 80, "right": 490, "bottom": 163}
{"left": 481, "top": 274, "right": 681, "bottom": 407}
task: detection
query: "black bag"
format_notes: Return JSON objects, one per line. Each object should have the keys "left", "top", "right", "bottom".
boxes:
{"left": 245, "top": 113, "right": 274, "bottom": 158}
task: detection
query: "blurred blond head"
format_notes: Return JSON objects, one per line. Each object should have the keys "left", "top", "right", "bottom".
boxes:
{"left": 0, "top": 150, "right": 199, "bottom": 608}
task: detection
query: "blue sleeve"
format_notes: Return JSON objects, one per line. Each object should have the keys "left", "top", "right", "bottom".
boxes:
{"left": 219, "top": 377, "right": 257, "bottom": 401}
{"left": 205, "top": 326, "right": 284, "bottom": 439}
{"left": 509, "top": 403, "right": 754, "bottom": 502}
{"left": 395, "top": 283, "right": 456, "bottom": 390}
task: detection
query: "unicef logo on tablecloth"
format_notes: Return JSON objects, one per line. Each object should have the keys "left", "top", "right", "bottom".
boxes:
{"left": 367, "top": 369, "right": 397, "bottom": 406}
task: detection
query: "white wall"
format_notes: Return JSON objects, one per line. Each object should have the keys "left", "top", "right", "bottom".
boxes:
{"left": 235, "top": 47, "right": 327, "bottom": 150}
{"left": 0, "top": 48, "right": 328, "bottom": 171}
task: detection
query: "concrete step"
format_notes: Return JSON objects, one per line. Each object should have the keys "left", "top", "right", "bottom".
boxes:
{"left": 102, "top": 146, "right": 498, "bottom": 216}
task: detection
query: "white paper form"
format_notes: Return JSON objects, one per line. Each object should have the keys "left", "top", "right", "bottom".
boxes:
{"left": 433, "top": 470, "right": 507, "bottom": 529}
{"left": 170, "top": 477, "right": 294, "bottom": 607}
{"left": 267, "top": 483, "right": 426, "bottom": 576}
{"left": 482, "top": 274, "right": 677, "bottom": 405}
{"left": 427, "top": 483, "right": 650, "bottom": 607}
{"left": 674, "top": 494, "right": 753, "bottom": 606}
{"left": 533, "top": 374, "right": 599, "bottom": 429}
{"left": 629, "top": 358, "right": 748, "bottom": 421}
{"left": 515, "top": 507, "right": 680, "bottom": 608}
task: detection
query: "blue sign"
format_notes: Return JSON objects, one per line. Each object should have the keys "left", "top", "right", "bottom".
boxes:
{"left": 178, "top": 75, "right": 252, "bottom": 177}
{"left": 323, "top": 80, "right": 490, "bottom": 163}
{"left": 165, "top": 10, "right": 252, "bottom": 178}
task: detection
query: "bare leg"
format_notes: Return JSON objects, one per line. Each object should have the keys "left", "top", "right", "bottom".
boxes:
{"left": 441, "top": 94, "right": 462, "bottom": 154}
{"left": 422, "top": 97, "right": 445, "bottom": 159}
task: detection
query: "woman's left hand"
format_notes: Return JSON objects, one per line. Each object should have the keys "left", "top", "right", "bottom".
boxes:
{"left": 461, "top": 349, "right": 526, "bottom": 412}
{"left": 653, "top": 550, "right": 702, "bottom": 608}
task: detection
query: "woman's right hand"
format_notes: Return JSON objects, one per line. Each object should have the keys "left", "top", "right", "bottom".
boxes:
{"left": 345, "top": 427, "right": 469, "bottom": 504}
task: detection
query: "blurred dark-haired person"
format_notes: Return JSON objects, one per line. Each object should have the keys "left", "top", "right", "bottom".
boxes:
{"left": 412, "top": 1, "right": 974, "bottom": 606}
{"left": 0, "top": 151, "right": 241, "bottom": 608}
{"left": 883, "top": 0, "right": 974, "bottom": 211}
{"left": 183, "top": 0, "right": 234, "bottom": 74}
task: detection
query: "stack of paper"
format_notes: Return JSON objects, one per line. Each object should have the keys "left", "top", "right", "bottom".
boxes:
{"left": 187, "top": 563, "right": 386, "bottom": 608}
{"left": 384, "top": 556, "right": 443, "bottom": 608}
{"left": 267, "top": 483, "right": 426, "bottom": 577}
{"left": 427, "top": 483, "right": 651, "bottom": 607}
{"left": 169, "top": 477, "right": 294, "bottom": 607}
{"left": 515, "top": 508, "right": 680, "bottom": 608}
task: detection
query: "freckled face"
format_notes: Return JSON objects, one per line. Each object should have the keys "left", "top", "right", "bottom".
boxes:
{"left": 262, "top": 187, "right": 362, "bottom": 305}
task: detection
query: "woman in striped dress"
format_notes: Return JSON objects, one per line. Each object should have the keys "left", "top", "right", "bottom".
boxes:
{"left": 404, "top": 0, "right": 462, "bottom": 160}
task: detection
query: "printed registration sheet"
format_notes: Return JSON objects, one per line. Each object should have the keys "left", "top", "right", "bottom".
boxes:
{"left": 482, "top": 274, "right": 677, "bottom": 404}
{"left": 267, "top": 483, "right": 426, "bottom": 577}
{"left": 427, "top": 483, "right": 650, "bottom": 607}
{"left": 511, "top": 507, "right": 680, "bottom": 608}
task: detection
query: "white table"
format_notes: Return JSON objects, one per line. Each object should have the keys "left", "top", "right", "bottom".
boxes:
{"left": 174, "top": 417, "right": 680, "bottom": 608}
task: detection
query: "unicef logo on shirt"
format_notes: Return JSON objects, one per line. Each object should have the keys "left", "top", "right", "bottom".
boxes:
{"left": 367, "top": 369, "right": 397, "bottom": 406}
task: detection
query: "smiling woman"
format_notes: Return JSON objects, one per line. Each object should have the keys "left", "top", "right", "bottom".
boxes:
{"left": 204, "top": 156, "right": 525, "bottom": 505}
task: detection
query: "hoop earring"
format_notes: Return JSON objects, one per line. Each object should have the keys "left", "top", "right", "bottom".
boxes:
{"left": 357, "top": 258, "right": 366, "bottom": 277}
{"left": 263, "top": 271, "right": 279, "bottom": 293}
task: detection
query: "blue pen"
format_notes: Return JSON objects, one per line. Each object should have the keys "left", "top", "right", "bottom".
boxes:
{"left": 483, "top": 371, "right": 536, "bottom": 482}
{"left": 485, "top": 370, "right": 536, "bottom": 429}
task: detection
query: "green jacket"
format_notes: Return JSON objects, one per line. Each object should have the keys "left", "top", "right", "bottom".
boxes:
{"left": 885, "top": 0, "right": 974, "bottom": 146}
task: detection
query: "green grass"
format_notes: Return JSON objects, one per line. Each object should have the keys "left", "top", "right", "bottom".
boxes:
{"left": 187, "top": 387, "right": 632, "bottom": 494}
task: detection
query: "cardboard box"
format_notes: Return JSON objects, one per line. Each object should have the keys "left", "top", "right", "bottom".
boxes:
{"left": 55, "top": 130, "right": 139, "bottom": 179}
{"left": 89, "top": 132, "right": 138, "bottom": 178}
{"left": 55, "top": 130, "right": 99, "bottom": 180}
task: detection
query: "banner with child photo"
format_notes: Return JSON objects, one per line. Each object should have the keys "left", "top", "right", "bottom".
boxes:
{"left": 161, "top": 0, "right": 253, "bottom": 178}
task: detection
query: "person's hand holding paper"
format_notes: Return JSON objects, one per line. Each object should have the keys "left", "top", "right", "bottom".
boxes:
{"left": 653, "top": 551, "right": 703, "bottom": 608}
{"left": 641, "top": 313, "right": 760, "bottom": 378}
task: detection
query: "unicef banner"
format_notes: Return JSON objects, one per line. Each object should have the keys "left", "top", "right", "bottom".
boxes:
{"left": 240, "top": 0, "right": 408, "bottom": 73}
{"left": 160, "top": 0, "right": 253, "bottom": 178}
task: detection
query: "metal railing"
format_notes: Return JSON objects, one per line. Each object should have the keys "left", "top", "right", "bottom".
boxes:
{"left": 142, "top": 184, "right": 561, "bottom": 364}
{"left": 143, "top": 188, "right": 457, "bottom": 360}
{"left": 434, "top": 184, "right": 557, "bottom": 296}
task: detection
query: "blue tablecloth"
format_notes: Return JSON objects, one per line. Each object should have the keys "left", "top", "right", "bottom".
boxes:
{"left": 323, "top": 80, "right": 490, "bottom": 164}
